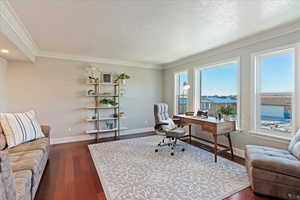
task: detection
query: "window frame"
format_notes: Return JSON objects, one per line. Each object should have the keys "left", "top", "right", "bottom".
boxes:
{"left": 194, "top": 57, "right": 241, "bottom": 129}
{"left": 174, "top": 70, "right": 189, "bottom": 114}
{"left": 251, "top": 45, "right": 297, "bottom": 136}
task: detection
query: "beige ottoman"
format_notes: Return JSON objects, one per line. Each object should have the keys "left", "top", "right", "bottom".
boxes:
{"left": 245, "top": 145, "right": 300, "bottom": 200}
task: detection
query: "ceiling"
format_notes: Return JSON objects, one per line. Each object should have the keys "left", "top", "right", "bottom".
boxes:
{"left": 8, "top": 0, "right": 300, "bottom": 65}
{"left": 0, "top": 33, "right": 29, "bottom": 61}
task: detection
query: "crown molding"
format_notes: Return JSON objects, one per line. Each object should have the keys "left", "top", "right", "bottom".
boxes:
{"left": 0, "top": 0, "right": 162, "bottom": 69}
{"left": 162, "top": 19, "right": 300, "bottom": 70}
{"left": 36, "top": 50, "right": 162, "bottom": 69}
{"left": 0, "top": 0, "right": 38, "bottom": 62}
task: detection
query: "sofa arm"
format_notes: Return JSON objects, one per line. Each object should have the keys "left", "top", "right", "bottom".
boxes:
{"left": 41, "top": 125, "right": 51, "bottom": 137}
{"left": 0, "top": 150, "right": 16, "bottom": 200}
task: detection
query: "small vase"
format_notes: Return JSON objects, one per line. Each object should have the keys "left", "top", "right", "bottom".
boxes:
{"left": 121, "top": 79, "right": 127, "bottom": 85}
{"left": 223, "top": 115, "right": 230, "bottom": 121}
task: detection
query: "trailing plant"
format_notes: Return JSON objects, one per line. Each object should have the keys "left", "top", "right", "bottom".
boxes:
{"left": 115, "top": 73, "right": 130, "bottom": 82}
{"left": 100, "top": 98, "right": 118, "bottom": 106}
{"left": 217, "top": 105, "right": 236, "bottom": 116}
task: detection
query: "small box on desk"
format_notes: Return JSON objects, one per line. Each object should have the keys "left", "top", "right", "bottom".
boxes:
{"left": 185, "top": 112, "right": 194, "bottom": 116}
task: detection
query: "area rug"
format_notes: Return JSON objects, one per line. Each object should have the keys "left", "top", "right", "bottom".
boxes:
{"left": 88, "top": 136, "right": 250, "bottom": 200}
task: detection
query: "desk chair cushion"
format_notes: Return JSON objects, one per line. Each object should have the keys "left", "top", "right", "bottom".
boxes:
{"left": 166, "top": 128, "right": 186, "bottom": 138}
{"left": 288, "top": 129, "right": 300, "bottom": 159}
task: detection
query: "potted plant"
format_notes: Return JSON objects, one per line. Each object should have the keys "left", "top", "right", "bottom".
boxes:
{"left": 217, "top": 105, "right": 236, "bottom": 121}
{"left": 99, "top": 98, "right": 118, "bottom": 107}
{"left": 115, "top": 73, "right": 130, "bottom": 84}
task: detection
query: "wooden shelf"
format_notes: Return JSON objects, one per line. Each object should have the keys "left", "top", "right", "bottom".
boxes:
{"left": 86, "top": 95, "right": 119, "bottom": 97}
{"left": 86, "top": 106, "right": 119, "bottom": 109}
{"left": 86, "top": 117, "right": 125, "bottom": 122}
{"left": 86, "top": 82, "right": 118, "bottom": 86}
{"left": 85, "top": 75, "right": 123, "bottom": 140}
{"left": 86, "top": 127, "right": 128, "bottom": 134}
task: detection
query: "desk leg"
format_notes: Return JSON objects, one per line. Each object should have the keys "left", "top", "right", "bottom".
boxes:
{"left": 189, "top": 124, "right": 192, "bottom": 143}
{"left": 226, "top": 132, "right": 234, "bottom": 160}
{"left": 213, "top": 135, "right": 218, "bottom": 162}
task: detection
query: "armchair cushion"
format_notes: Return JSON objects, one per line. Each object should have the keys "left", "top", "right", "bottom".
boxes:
{"left": 0, "top": 132, "right": 6, "bottom": 151}
{"left": 14, "top": 170, "right": 32, "bottom": 200}
{"left": 0, "top": 150, "right": 16, "bottom": 200}
{"left": 288, "top": 129, "right": 300, "bottom": 159}
{"left": 0, "top": 124, "right": 7, "bottom": 150}
{"left": 246, "top": 145, "right": 300, "bottom": 179}
{"left": 8, "top": 137, "right": 49, "bottom": 154}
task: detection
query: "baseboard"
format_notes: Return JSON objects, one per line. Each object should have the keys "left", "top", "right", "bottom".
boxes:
{"left": 50, "top": 127, "right": 154, "bottom": 145}
{"left": 233, "top": 147, "right": 245, "bottom": 158}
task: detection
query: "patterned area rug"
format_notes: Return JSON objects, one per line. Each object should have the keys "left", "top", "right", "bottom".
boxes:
{"left": 89, "top": 136, "right": 249, "bottom": 200}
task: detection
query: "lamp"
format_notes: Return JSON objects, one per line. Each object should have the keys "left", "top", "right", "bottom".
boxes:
{"left": 183, "top": 81, "right": 190, "bottom": 90}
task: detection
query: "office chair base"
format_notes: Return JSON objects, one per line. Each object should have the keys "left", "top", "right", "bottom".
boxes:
{"left": 155, "top": 137, "right": 185, "bottom": 156}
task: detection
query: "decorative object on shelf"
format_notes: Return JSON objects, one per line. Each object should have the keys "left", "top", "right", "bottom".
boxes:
{"left": 99, "top": 98, "right": 118, "bottom": 107}
{"left": 86, "top": 65, "right": 101, "bottom": 83}
{"left": 88, "top": 89, "right": 96, "bottom": 96}
{"left": 218, "top": 105, "right": 236, "bottom": 121}
{"left": 115, "top": 73, "right": 130, "bottom": 84}
{"left": 119, "top": 88, "right": 126, "bottom": 96}
{"left": 105, "top": 120, "right": 115, "bottom": 129}
{"left": 113, "top": 112, "right": 125, "bottom": 118}
{"left": 101, "top": 72, "right": 113, "bottom": 83}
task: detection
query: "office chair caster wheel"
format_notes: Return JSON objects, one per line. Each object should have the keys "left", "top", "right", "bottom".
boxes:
{"left": 181, "top": 148, "right": 185, "bottom": 152}
{"left": 170, "top": 152, "right": 174, "bottom": 156}
{"left": 155, "top": 149, "right": 158, "bottom": 152}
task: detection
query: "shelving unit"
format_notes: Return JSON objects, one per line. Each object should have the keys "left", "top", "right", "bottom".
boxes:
{"left": 85, "top": 80, "right": 126, "bottom": 141}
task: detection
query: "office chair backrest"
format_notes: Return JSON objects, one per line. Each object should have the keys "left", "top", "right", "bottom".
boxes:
{"left": 154, "top": 103, "right": 170, "bottom": 125}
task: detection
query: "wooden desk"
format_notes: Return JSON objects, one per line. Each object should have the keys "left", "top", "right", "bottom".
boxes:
{"left": 174, "top": 114, "right": 236, "bottom": 162}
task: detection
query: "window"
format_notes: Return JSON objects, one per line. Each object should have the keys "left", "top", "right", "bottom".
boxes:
{"left": 197, "top": 61, "right": 239, "bottom": 121}
{"left": 254, "top": 48, "right": 295, "bottom": 134}
{"left": 175, "top": 71, "right": 188, "bottom": 114}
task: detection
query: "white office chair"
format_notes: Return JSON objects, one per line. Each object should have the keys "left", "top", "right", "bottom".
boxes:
{"left": 154, "top": 103, "right": 187, "bottom": 156}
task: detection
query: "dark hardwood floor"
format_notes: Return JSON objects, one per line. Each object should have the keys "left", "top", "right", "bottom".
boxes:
{"left": 34, "top": 132, "right": 274, "bottom": 200}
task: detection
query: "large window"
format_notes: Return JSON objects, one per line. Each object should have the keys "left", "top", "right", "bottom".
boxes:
{"left": 175, "top": 71, "right": 188, "bottom": 114}
{"left": 254, "top": 49, "right": 295, "bottom": 134}
{"left": 198, "top": 61, "right": 239, "bottom": 121}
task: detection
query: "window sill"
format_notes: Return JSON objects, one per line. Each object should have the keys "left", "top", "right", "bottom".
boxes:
{"left": 249, "top": 130, "right": 292, "bottom": 143}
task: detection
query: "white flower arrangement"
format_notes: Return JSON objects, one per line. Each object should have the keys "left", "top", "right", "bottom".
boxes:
{"left": 86, "top": 64, "right": 102, "bottom": 80}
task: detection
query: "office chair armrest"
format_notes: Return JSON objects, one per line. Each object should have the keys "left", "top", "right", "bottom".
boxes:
{"left": 155, "top": 122, "right": 169, "bottom": 130}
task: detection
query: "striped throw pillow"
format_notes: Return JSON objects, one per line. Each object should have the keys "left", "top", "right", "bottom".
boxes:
{"left": 0, "top": 110, "right": 45, "bottom": 148}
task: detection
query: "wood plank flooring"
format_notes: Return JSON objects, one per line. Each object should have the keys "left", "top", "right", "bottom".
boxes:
{"left": 34, "top": 132, "right": 275, "bottom": 200}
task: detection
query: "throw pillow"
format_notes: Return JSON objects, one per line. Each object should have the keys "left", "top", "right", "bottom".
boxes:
{"left": 0, "top": 110, "right": 45, "bottom": 148}
{"left": 288, "top": 129, "right": 300, "bottom": 159}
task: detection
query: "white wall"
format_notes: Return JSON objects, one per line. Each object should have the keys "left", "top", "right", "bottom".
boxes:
{"left": 162, "top": 28, "right": 300, "bottom": 151}
{"left": 7, "top": 57, "right": 163, "bottom": 141}
{"left": 0, "top": 57, "right": 7, "bottom": 112}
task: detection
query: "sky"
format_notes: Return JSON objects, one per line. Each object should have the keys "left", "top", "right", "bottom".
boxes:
{"left": 260, "top": 52, "right": 293, "bottom": 93}
{"left": 200, "top": 51, "right": 294, "bottom": 96}
{"left": 201, "top": 63, "right": 237, "bottom": 96}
